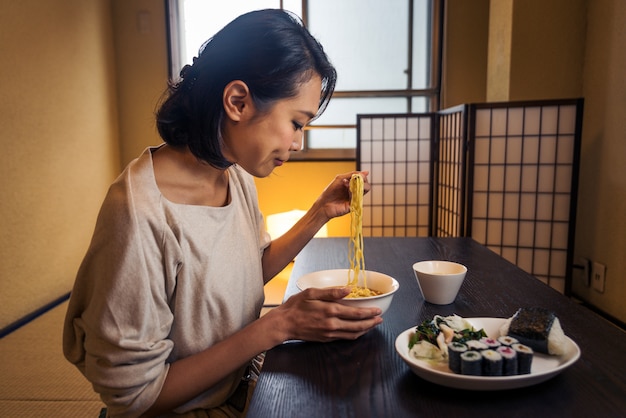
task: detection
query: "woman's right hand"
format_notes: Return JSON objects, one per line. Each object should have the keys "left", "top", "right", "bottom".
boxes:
{"left": 266, "top": 287, "right": 383, "bottom": 343}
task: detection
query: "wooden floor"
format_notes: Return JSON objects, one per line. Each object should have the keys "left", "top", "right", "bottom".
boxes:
{"left": 0, "top": 264, "right": 292, "bottom": 417}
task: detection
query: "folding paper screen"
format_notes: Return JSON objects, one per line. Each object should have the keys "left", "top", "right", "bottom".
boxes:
{"left": 433, "top": 105, "right": 467, "bottom": 237}
{"left": 357, "top": 114, "right": 434, "bottom": 237}
{"left": 467, "top": 100, "right": 583, "bottom": 293}
{"left": 357, "top": 98, "right": 583, "bottom": 294}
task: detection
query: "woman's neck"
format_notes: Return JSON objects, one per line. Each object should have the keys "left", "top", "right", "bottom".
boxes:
{"left": 152, "top": 145, "right": 230, "bottom": 207}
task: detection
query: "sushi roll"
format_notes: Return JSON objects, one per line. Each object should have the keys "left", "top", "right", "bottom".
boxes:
{"left": 480, "top": 337, "right": 501, "bottom": 350}
{"left": 499, "top": 307, "right": 567, "bottom": 355}
{"left": 512, "top": 343, "right": 534, "bottom": 374}
{"left": 497, "top": 335, "right": 519, "bottom": 347}
{"left": 466, "top": 340, "right": 489, "bottom": 351}
{"left": 460, "top": 351, "right": 482, "bottom": 376}
{"left": 497, "top": 346, "right": 519, "bottom": 376}
{"left": 481, "top": 349, "right": 503, "bottom": 376}
{"left": 447, "top": 342, "right": 468, "bottom": 374}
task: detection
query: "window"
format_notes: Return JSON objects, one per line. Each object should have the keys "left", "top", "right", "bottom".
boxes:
{"left": 167, "top": 0, "right": 442, "bottom": 160}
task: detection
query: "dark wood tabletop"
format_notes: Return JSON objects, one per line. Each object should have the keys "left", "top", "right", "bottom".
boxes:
{"left": 247, "top": 237, "right": 626, "bottom": 417}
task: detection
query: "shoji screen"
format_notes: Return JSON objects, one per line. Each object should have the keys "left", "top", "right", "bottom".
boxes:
{"left": 357, "top": 114, "right": 434, "bottom": 237}
{"left": 467, "top": 100, "right": 583, "bottom": 292}
{"left": 434, "top": 105, "right": 468, "bottom": 237}
{"left": 356, "top": 98, "right": 582, "bottom": 293}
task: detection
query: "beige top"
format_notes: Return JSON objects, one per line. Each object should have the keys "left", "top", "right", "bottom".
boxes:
{"left": 63, "top": 147, "right": 269, "bottom": 417}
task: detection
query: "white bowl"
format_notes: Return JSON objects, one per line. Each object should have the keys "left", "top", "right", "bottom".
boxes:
{"left": 296, "top": 269, "right": 399, "bottom": 314}
{"left": 412, "top": 260, "right": 467, "bottom": 305}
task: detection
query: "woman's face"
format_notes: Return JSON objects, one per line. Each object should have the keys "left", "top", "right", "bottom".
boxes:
{"left": 221, "top": 75, "right": 322, "bottom": 177}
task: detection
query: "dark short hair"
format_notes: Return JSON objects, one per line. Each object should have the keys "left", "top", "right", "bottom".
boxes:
{"left": 156, "top": 9, "right": 337, "bottom": 169}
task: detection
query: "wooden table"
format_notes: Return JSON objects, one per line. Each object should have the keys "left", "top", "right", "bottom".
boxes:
{"left": 247, "top": 237, "right": 626, "bottom": 417}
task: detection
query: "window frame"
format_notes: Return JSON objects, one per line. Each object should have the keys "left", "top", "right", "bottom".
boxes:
{"left": 165, "top": 0, "right": 443, "bottom": 161}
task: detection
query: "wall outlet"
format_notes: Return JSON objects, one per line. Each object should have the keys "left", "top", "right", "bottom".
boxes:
{"left": 591, "top": 261, "right": 606, "bottom": 293}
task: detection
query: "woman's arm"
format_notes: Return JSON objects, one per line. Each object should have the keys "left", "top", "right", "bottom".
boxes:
{"left": 261, "top": 171, "right": 369, "bottom": 282}
{"left": 143, "top": 286, "right": 381, "bottom": 417}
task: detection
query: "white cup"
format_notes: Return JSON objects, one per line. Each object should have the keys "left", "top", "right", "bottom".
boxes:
{"left": 412, "top": 260, "right": 467, "bottom": 305}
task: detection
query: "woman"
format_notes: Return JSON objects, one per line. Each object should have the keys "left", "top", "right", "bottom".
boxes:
{"left": 63, "top": 9, "right": 381, "bottom": 417}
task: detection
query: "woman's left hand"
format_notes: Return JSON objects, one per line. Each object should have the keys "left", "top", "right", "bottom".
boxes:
{"left": 315, "top": 171, "right": 370, "bottom": 221}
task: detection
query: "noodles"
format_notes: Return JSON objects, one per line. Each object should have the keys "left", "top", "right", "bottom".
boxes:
{"left": 346, "top": 173, "right": 380, "bottom": 298}
{"left": 348, "top": 173, "right": 365, "bottom": 285}
{"left": 346, "top": 286, "right": 382, "bottom": 298}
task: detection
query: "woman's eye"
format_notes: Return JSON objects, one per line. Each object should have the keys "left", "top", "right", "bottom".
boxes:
{"left": 292, "top": 121, "right": 304, "bottom": 131}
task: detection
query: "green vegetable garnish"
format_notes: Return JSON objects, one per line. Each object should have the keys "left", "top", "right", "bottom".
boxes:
{"left": 453, "top": 328, "right": 487, "bottom": 343}
{"left": 408, "top": 316, "right": 487, "bottom": 349}
{"left": 409, "top": 319, "right": 442, "bottom": 348}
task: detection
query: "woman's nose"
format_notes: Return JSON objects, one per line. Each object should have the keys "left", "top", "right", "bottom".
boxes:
{"left": 290, "top": 134, "right": 303, "bottom": 151}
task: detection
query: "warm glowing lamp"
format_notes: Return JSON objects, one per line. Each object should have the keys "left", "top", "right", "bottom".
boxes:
{"left": 266, "top": 209, "right": 328, "bottom": 240}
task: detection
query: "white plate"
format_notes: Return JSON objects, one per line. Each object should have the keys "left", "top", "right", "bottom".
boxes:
{"left": 395, "top": 317, "right": 581, "bottom": 390}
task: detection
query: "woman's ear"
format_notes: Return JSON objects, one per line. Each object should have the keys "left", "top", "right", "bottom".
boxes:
{"left": 223, "top": 80, "right": 252, "bottom": 122}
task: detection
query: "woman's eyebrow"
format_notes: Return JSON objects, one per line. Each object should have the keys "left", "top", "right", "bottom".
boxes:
{"left": 299, "top": 110, "right": 316, "bottom": 119}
